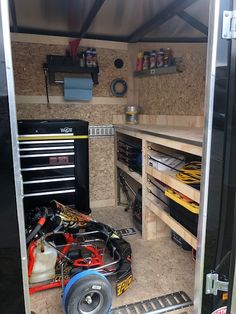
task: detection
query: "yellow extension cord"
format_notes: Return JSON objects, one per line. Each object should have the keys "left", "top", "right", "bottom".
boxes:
{"left": 176, "top": 161, "right": 201, "bottom": 184}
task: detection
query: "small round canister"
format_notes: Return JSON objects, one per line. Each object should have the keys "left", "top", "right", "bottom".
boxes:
{"left": 125, "top": 105, "right": 139, "bottom": 124}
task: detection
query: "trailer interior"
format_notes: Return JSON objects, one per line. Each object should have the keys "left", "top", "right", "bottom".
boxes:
{"left": 2, "top": 0, "right": 228, "bottom": 313}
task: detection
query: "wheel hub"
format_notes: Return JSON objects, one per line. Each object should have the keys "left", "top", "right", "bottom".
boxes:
{"left": 79, "top": 290, "right": 103, "bottom": 314}
{"left": 85, "top": 296, "right": 92, "bottom": 305}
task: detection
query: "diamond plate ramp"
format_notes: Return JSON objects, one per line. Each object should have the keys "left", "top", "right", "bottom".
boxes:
{"left": 111, "top": 291, "right": 193, "bottom": 314}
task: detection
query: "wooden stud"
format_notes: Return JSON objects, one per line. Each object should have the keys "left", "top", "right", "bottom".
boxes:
{"left": 11, "top": 33, "right": 129, "bottom": 50}
{"left": 114, "top": 132, "right": 120, "bottom": 206}
{"left": 142, "top": 139, "right": 157, "bottom": 240}
{"left": 16, "top": 95, "right": 128, "bottom": 106}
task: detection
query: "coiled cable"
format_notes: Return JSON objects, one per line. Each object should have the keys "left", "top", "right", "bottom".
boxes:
{"left": 176, "top": 161, "right": 201, "bottom": 184}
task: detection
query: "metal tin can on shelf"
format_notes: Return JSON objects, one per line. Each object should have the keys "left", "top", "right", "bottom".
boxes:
{"left": 143, "top": 51, "right": 150, "bottom": 70}
{"left": 92, "top": 48, "right": 97, "bottom": 67}
{"left": 86, "top": 48, "right": 93, "bottom": 67}
{"left": 157, "top": 50, "right": 164, "bottom": 68}
{"left": 125, "top": 105, "right": 139, "bottom": 124}
{"left": 163, "top": 48, "right": 170, "bottom": 67}
{"left": 150, "top": 50, "right": 157, "bottom": 69}
{"left": 136, "top": 51, "right": 144, "bottom": 71}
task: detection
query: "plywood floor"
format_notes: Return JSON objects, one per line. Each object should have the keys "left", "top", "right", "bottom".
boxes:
{"left": 30, "top": 206, "right": 195, "bottom": 314}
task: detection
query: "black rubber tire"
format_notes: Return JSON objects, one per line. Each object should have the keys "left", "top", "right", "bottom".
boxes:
{"left": 65, "top": 274, "right": 112, "bottom": 314}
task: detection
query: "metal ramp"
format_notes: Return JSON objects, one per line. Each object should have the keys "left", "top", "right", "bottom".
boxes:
{"left": 111, "top": 291, "right": 193, "bottom": 314}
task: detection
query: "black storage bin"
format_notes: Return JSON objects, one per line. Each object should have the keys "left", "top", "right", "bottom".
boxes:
{"left": 169, "top": 200, "right": 198, "bottom": 236}
{"left": 117, "top": 138, "right": 142, "bottom": 174}
{"left": 171, "top": 231, "right": 192, "bottom": 251}
{"left": 133, "top": 188, "right": 142, "bottom": 232}
{"left": 18, "top": 119, "right": 90, "bottom": 214}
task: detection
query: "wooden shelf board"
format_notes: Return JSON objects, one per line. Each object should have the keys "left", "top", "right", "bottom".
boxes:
{"left": 115, "top": 125, "right": 203, "bottom": 156}
{"left": 116, "top": 128, "right": 143, "bottom": 140}
{"left": 146, "top": 197, "right": 197, "bottom": 250}
{"left": 146, "top": 165, "right": 200, "bottom": 203}
{"left": 116, "top": 160, "right": 142, "bottom": 184}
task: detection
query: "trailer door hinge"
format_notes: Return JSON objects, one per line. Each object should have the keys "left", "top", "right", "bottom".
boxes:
{"left": 206, "top": 273, "right": 229, "bottom": 296}
{"left": 222, "top": 10, "right": 236, "bottom": 39}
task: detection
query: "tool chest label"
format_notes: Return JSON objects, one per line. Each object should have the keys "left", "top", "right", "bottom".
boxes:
{"left": 211, "top": 306, "right": 227, "bottom": 314}
{"left": 60, "top": 127, "right": 72, "bottom": 133}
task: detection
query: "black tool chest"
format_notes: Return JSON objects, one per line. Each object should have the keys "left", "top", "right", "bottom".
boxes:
{"left": 18, "top": 119, "right": 90, "bottom": 214}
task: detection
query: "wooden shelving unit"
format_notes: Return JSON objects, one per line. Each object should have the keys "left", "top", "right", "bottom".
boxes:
{"left": 114, "top": 124, "right": 203, "bottom": 249}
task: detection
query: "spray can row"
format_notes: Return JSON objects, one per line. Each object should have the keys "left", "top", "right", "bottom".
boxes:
{"left": 136, "top": 48, "right": 173, "bottom": 72}
{"left": 79, "top": 48, "right": 98, "bottom": 68}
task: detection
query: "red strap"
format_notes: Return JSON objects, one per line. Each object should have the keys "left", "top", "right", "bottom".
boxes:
{"left": 38, "top": 217, "right": 46, "bottom": 226}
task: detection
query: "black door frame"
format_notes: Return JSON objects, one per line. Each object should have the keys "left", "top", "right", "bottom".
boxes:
{"left": 194, "top": 0, "right": 236, "bottom": 313}
{"left": 0, "top": 0, "right": 29, "bottom": 313}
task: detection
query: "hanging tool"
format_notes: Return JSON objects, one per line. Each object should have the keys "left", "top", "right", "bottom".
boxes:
{"left": 119, "top": 172, "right": 142, "bottom": 231}
{"left": 118, "top": 173, "right": 136, "bottom": 212}
{"left": 69, "top": 39, "right": 80, "bottom": 64}
{"left": 43, "top": 64, "right": 50, "bottom": 105}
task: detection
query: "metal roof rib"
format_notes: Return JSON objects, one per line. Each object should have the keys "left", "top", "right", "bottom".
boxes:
{"left": 178, "top": 11, "right": 208, "bottom": 36}
{"left": 128, "top": 0, "right": 198, "bottom": 43}
{"left": 79, "top": 0, "right": 106, "bottom": 39}
{"left": 9, "top": 0, "right": 18, "bottom": 32}
{"left": 10, "top": 0, "right": 209, "bottom": 43}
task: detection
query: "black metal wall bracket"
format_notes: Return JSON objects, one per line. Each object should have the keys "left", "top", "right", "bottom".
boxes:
{"left": 43, "top": 55, "right": 99, "bottom": 85}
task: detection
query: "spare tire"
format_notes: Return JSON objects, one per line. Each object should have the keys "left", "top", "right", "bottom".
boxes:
{"left": 63, "top": 270, "right": 112, "bottom": 314}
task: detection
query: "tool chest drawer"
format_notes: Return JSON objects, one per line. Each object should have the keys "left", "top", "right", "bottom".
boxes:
{"left": 20, "top": 154, "right": 75, "bottom": 168}
{"left": 18, "top": 119, "right": 90, "bottom": 213}
{"left": 21, "top": 165, "right": 75, "bottom": 181}
{"left": 23, "top": 177, "right": 75, "bottom": 195}
{"left": 23, "top": 191, "right": 76, "bottom": 209}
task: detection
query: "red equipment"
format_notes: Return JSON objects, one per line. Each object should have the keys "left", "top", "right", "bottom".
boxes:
{"left": 26, "top": 201, "right": 132, "bottom": 298}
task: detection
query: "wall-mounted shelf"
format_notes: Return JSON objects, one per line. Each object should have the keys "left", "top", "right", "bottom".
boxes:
{"left": 133, "top": 65, "right": 177, "bottom": 78}
{"left": 44, "top": 55, "right": 99, "bottom": 85}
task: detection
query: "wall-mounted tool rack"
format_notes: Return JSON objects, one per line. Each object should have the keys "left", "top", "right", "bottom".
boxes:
{"left": 44, "top": 55, "right": 99, "bottom": 85}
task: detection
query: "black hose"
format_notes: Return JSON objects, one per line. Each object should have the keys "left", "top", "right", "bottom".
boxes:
{"left": 26, "top": 207, "right": 47, "bottom": 244}
{"left": 26, "top": 224, "right": 43, "bottom": 245}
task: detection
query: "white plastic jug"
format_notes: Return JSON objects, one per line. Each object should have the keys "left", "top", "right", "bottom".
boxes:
{"left": 29, "top": 242, "right": 57, "bottom": 284}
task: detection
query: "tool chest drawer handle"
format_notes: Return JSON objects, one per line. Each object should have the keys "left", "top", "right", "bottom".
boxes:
{"left": 21, "top": 165, "right": 75, "bottom": 171}
{"left": 23, "top": 177, "right": 75, "bottom": 184}
{"left": 20, "top": 152, "right": 75, "bottom": 158}
{"left": 19, "top": 140, "right": 75, "bottom": 144}
{"left": 24, "top": 189, "right": 76, "bottom": 197}
{"left": 20, "top": 146, "right": 74, "bottom": 151}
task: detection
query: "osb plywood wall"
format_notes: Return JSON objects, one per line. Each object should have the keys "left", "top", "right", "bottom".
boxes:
{"left": 12, "top": 42, "right": 128, "bottom": 97}
{"left": 128, "top": 43, "right": 207, "bottom": 115}
{"left": 16, "top": 103, "right": 125, "bottom": 125}
{"left": 12, "top": 39, "right": 128, "bottom": 207}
